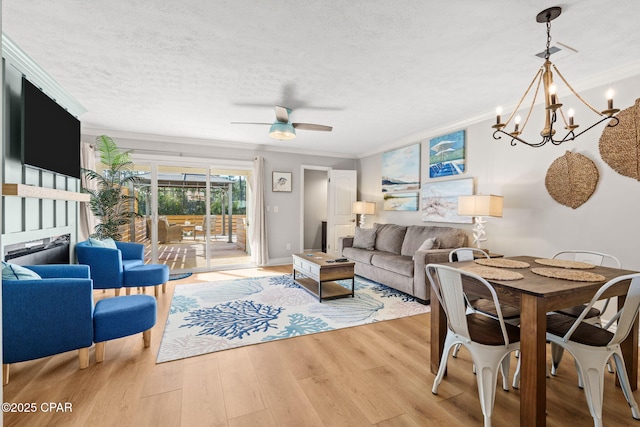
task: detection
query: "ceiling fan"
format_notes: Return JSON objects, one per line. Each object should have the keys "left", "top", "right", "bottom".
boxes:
{"left": 231, "top": 105, "right": 333, "bottom": 140}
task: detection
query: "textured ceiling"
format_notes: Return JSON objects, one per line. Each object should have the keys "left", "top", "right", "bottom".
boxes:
{"left": 4, "top": 1, "right": 640, "bottom": 157}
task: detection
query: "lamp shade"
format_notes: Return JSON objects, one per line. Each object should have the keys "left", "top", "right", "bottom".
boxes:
{"left": 458, "top": 195, "right": 503, "bottom": 217}
{"left": 352, "top": 201, "right": 376, "bottom": 215}
{"left": 269, "top": 122, "right": 296, "bottom": 140}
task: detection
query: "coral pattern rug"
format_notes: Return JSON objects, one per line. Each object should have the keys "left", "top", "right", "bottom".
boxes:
{"left": 157, "top": 274, "right": 429, "bottom": 363}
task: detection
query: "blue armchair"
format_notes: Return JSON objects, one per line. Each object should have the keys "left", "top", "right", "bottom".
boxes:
{"left": 76, "top": 240, "right": 145, "bottom": 295}
{"left": 2, "top": 264, "right": 94, "bottom": 385}
{"left": 76, "top": 240, "right": 169, "bottom": 296}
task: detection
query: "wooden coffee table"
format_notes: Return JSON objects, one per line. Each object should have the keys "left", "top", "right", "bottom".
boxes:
{"left": 292, "top": 252, "right": 355, "bottom": 302}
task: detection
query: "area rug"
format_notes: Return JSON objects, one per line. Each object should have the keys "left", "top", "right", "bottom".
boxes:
{"left": 169, "top": 272, "right": 193, "bottom": 281}
{"left": 157, "top": 274, "right": 430, "bottom": 363}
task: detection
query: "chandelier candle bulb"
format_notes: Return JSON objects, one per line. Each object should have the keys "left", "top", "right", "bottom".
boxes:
{"left": 549, "top": 84, "right": 557, "bottom": 106}
{"left": 568, "top": 109, "right": 575, "bottom": 126}
{"left": 496, "top": 106, "right": 502, "bottom": 124}
{"left": 514, "top": 115, "right": 521, "bottom": 132}
{"left": 607, "top": 89, "right": 614, "bottom": 110}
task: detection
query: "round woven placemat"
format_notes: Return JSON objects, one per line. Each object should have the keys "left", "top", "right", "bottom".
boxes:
{"left": 531, "top": 267, "right": 605, "bottom": 282}
{"left": 599, "top": 98, "right": 640, "bottom": 181}
{"left": 474, "top": 258, "right": 530, "bottom": 269}
{"left": 459, "top": 265, "right": 524, "bottom": 281}
{"left": 545, "top": 151, "right": 599, "bottom": 209}
{"left": 534, "top": 258, "right": 596, "bottom": 269}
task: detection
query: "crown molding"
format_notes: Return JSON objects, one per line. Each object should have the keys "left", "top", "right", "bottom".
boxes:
{"left": 2, "top": 33, "right": 87, "bottom": 117}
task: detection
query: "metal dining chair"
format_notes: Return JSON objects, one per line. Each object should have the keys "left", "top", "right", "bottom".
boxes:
{"left": 427, "top": 264, "right": 520, "bottom": 427}
{"left": 549, "top": 250, "right": 621, "bottom": 380}
{"left": 545, "top": 272, "right": 640, "bottom": 427}
{"left": 448, "top": 248, "right": 520, "bottom": 359}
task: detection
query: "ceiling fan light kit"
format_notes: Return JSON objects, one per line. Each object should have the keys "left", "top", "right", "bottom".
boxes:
{"left": 492, "top": 6, "right": 619, "bottom": 148}
{"left": 269, "top": 122, "right": 296, "bottom": 140}
{"left": 232, "top": 105, "right": 332, "bottom": 141}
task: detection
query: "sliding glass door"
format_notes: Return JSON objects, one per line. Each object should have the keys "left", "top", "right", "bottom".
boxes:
{"left": 129, "top": 161, "right": 252, "bottom": 273}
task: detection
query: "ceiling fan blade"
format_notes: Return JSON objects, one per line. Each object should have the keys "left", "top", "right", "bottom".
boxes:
{"left": 274, "top": 105, "right": 290, "bottom": 123}
{"left": 292, "top": 123, "right": 333, "bottom": 132}
{"left": 230, "top": 122, "right": 272, "bottom": 126}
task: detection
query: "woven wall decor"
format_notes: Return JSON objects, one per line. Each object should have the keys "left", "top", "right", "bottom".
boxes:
{"left": 545, "top": 151, "right": 599, "bottom": 209}
{"left": 599, "top": 98, "right": 640, "bottom": 180}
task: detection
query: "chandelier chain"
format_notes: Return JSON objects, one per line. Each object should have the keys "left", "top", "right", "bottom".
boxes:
{"left": 545, "top": 19, "right": 552, "bottom": 61}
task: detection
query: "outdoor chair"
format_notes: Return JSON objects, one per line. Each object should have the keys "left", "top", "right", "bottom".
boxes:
{"left": 157, "top": 216, "right": 183, "bottom": 243}
{"left": 545, "top": 272, "right": 640, "bottom": 427}
{"left": 427, "top": 263, "right": 520, "bottom": 427}
{"left": 195, "top": 215, "right": 217, "bottom": 239}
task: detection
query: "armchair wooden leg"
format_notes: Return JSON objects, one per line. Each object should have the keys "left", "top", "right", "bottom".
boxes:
{"left": 79, "top": 347, "right": 90, "bottom": 369}
{"left": 162, "top": 282, "right": 167, "bottom": 293}
{"left": 3, "top": 364, "right": 9, "bottom": 385}
{"left": 154, "top": 285, "right": 159, "bottom": 297}
{"left": 126, "top": 288, "right": 131, "bottom": 296}
{"left": 95, "top": 342, "right": 106, "bottom": 363}
{"left": 115, "top": 288, "right": 120, "bottom": 296}
{"left": 143, "top": 330, "right": 151, "bottom": 348}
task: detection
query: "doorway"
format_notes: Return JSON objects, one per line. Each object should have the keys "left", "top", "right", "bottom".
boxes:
{"left": 301, "top": 166, "right": 357, "bottom": 255}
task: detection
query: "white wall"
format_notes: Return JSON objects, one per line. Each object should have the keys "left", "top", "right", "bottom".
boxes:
{"left": 358, "top": 73, "right": 640, "bottom": 270}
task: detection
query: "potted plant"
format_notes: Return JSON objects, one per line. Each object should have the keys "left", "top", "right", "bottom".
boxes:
{"left": 82, "top": 135, "right": 140, "bottom": 240}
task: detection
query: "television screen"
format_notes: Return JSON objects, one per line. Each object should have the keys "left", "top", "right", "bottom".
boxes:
{"left": 22, "top": 77, "right": 81, "bottom": 179}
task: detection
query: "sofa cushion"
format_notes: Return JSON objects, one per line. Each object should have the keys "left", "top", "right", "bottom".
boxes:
{"left": 371, "top": 253, "right": 414, "bottom": 277}
{"left": 374, "top": 223, "right": 407, "bottom": 255}
{"left": 418, "top": 237, "right": 440, "bottom": 251}
{"left": 401, "top": 225, "right": 467, "bottom": 256}
{"left": 1, "top": 262, "right": 42, "bottom": 281}
{"left": 342, "top": 247, "right": 375, "bottom": 264}
{"left": 352, "top": 227, "right": 377, "bottom": 250}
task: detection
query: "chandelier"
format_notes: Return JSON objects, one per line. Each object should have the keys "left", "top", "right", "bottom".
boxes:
{"left": 492, "top": 6, "right": 620, "bottom": 148}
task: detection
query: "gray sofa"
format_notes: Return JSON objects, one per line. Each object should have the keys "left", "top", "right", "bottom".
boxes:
{"left": 338, "top": 223, "right": 468, "bottom": 303}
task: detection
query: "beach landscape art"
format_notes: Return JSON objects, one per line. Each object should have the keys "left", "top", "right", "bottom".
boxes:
{"left": 381, "top": 144, "right": 420, "bottom": 192}
{"left": 421, "top": 178, "right": 473, "bottom": 223}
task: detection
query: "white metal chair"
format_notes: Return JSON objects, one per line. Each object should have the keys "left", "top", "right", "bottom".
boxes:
{"left": 545, "top": 273, "right": 640, "bottom": 427}
{"left": 427, "top": 264, "right": 520, "bottom": 427}
{"left": 550, "top": 250, "right": 621, "bottom": 379}
{"left": 448, "top": 248, "right": 520, "bottom": 358}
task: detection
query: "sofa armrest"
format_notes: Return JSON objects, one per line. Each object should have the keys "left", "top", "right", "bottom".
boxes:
{"left": 412, "top": 249, "right": 453, "bottom": 301}
{"left": 116, "top": 241, "right": 145, "bottom": 261}
{"left": 338, "top": 236, "right": 354, "bottom": 256}
{"left": 25, "top": 264, "right": 90, "bottom": 279}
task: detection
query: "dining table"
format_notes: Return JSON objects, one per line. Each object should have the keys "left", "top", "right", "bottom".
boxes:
{"left": 429, "top": 255, "right": 639, "bottom": 427}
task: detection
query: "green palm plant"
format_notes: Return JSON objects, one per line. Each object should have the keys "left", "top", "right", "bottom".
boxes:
{"left": 82, "top": 135, "right": 140, "bottom": 240}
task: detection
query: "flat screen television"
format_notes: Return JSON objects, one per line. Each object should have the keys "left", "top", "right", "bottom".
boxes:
{"left": 22, "top": 77, "right": 81, "bottom": 179}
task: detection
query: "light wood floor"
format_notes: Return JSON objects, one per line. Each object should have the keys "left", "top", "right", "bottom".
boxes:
{"left": 4, "top": 265, "right": 640, "bottom": 426}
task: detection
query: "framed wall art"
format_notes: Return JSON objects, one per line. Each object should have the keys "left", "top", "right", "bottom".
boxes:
{"left": 383, "top": 192, "right": 419, "bottom": 211}
{"left": 421, "top": 177, "right": 473, "bottom": 223}
{"left": 429, "top": 129, "right": 466, "bottom": 178}
{"left": 272, "top": 171, "right": 292, "bottom": 192}
{"left": 381, "top": 143, "right": 421, "bottom": 192}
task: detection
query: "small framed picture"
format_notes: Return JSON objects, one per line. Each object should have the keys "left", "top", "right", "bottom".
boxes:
{"left": 272, "top": 171, "right": 292, "bottom": 192}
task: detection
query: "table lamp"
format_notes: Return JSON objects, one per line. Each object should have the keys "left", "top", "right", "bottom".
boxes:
{"left": 352, "top": 201, "right": 376, "bottom": 228}
{"left": 457, "top": 194, "right": 503, "bottom": 249}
